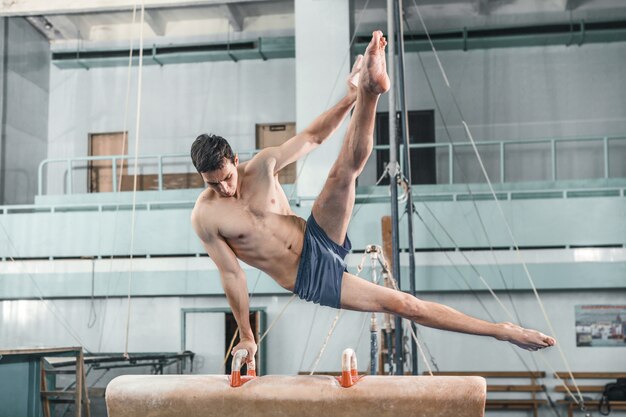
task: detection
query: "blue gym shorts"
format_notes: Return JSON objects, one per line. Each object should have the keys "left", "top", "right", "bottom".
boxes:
{"left": 293, "top": 214, "right": 352, "bottom": 309}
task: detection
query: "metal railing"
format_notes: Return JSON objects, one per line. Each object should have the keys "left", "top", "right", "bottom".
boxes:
{"left": 37, "top": 135, "right": 625, "bottom": 196}
{"left": 37, "top": 150, "right": 259, "bottom": 196}
{"left": 392, "top": 134, "right": 626, "bottom": 184}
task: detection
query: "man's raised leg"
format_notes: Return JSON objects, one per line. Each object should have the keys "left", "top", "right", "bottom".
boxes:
{"left": 339, "top": 270, "right": 557, "bottom": 351}
{"left": 312, "top": 30, "right": 390, "bottom": 245}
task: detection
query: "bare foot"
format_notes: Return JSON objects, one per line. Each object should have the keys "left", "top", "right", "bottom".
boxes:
{"left": 497, "top": 322, "right": 556, "bottom": 351}
{"left": 360, "top": 30, "right": 390, "bottom": 95}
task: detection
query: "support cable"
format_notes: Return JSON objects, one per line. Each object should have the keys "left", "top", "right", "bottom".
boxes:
{"left": 410, "top": 0, "right": 586, "bottom": 410}
{"left": 97, "top": 1, "right": 139, "bottom": 354}
{"left": 123, "top": 0, "right": 146, "bottom": 358}
{"left": 392, "top": 0, "right": 419, "bottom": 375}
{"left": 401, "top": 13, "right": 561, "bottom": 414}
{"left": 0, "top": 226, "right": 91, "bottom": 350}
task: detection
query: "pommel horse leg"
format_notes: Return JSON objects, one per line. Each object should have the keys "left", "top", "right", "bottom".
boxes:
{"left": 106, "top": 350, "right": 486, "bottom": 417}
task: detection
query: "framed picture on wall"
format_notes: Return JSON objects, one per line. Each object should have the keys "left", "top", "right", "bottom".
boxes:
{"left": 575, "top": 305, "right": 626, "bottom": 347}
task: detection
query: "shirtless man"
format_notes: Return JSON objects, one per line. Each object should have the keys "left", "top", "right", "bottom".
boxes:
{"left": 190, "top": 31, "right": 555, "bottom": 367}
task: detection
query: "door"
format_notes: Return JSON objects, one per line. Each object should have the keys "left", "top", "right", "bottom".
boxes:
{"left": 256, "top": 123, "right": 297, "bottom": 184}
{"left": 224, "top": 311, "right": 264, "bottom": 375}
{"left": 88, "top": 132, "right": 128, "bottom": 193}
{"left": 375, "top": 111, "right": 436, "bottom": 185}
{"left": 183, "top": 310, "right": 265, "bottom": 375}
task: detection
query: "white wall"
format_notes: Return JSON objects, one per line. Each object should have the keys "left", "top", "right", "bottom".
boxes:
{"left": 365, "top": 41, "right": 626, "bottom": 185}
{"left": 1, "top": 18, "right": 50, "bottom": 204}
{"left": 46, "top": 57, "right": 296, "bottom": 194}
{"left": 45, "top": 40, "right": 626, "bottom": 194}
{"left": 1, "top": 289, "right": 624, "bottom": 417}
{"left": 295, "top": 0, "right": 351, "bottom": 197}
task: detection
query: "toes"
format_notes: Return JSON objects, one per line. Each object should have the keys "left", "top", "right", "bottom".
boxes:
{"left": 369, "top": 31, "right": 385, "bottom": 50}
{"left": 371, "top": 30, "right": 381, "bottom": 43}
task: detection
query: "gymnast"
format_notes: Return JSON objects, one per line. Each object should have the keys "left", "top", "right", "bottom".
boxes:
{"left": 190, "top": 31, "right": 555, "bottom": 366}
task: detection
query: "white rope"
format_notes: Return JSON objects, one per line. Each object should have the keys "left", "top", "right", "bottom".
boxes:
{"left": 227, "top": 1, "right": 376, "bottom": 361}
{"left": 96, "top": 0, "right": 139, "bottom": 354}
{"left": 305, "top": 251, "right": 374, "bottom": 375}
{"left": 258, "top": 295, "right": 296, "bottom": 344}
{"left": 123, "top": 0, "right": 146, "bottom": 358}
{"left": 410, "top": 0, "right": 585, "bottom": 405}
{"left": 0, "top": 239, "right": 90, "bottom": 350}
{"left": 308, "top": 310, "right": 344, "bottom": 375}
{"left": 118, "top": 4, "right": 137, "bottom": 191}
{"left": 536, "top": 351, "right": 581, "bottom": 406}
{"left": 406, "top": 321, "right": 433, "bottom": 375}
{"left": 402, "top": 20, "right": 552, "bottom": 391}
{"left": 383, "top": 263, "right": 433, "bottom": 375}
{"left": 298, "top": 305, "right": 320, "bottom": 371}
{"left": 415, "top": 201, "right": 518, "bottom": 322}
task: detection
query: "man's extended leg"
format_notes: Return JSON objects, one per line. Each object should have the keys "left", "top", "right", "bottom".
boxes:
{"left": 339, "top": 271, "right": 556, "bottom": 351}
{"left": 312, "top": 30, "right": 390, "bottom": 245}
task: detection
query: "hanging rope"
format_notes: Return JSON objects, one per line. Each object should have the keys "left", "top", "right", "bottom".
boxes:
{"left": 304, "top": 251, "right": 371, "bottom": 375}
{"left": 308, "top": 310, "right": 344, "bottom": 375}
{"left": 95, "top": 0, "right": 140, "bottom": 354}
{"left": 0, "top": 228, "right": 91, "bottom": 350}
{"left": 232, "top": 0, "right": 377, "bottom": 359}
{"left": 123, "top": 0, "right": 146, "bottom": 359}
{"left": 405, "top": 17, "right": 526, "bottom": 326}
{"left": 398, "top": 14, "right": 562, "bottom": 413}
{"left": 372, "top": 247, "right": 435, "bottom": 376}
{"left": 409, "top": 0, "right": 585, "bottom": 408}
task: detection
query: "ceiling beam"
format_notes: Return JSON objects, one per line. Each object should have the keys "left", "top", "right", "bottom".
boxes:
{"left": 24, "top": 16, "right": 64, "bottom": 39}
{"left": 220, "top": 3, "right": 244, "bottom": 32}
{"left": 0, "top": 0, "right": 269, "bottom": 17}
{"left": 564, "top": 0, "right": 587, "bottom": 11}
{"left": 46, "top": 14, "right": 93, "bottom": 40}
{"left": 144, "top": 9, "right": 167, "bottom": 36}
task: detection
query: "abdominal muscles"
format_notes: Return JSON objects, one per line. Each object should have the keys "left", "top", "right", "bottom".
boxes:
{"left": 226, "top": 212, "right": 305, "bottom": 289}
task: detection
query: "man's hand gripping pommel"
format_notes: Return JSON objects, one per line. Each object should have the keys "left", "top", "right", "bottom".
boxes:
{"left": 231, "top": 337, "right": 257, "bottom": 367}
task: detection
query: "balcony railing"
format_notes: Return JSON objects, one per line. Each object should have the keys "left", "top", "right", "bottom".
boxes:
{"left": 37, "top": 135, "right": 626, "bottom": 196}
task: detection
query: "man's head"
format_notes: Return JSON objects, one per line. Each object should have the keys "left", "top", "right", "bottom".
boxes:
{"left": 191, "top": 133, "right": 239, "bottom": 197}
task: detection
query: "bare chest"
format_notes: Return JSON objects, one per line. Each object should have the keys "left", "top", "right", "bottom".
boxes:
{"left": 215, "top": 180, "right": 292, "bottom": 242}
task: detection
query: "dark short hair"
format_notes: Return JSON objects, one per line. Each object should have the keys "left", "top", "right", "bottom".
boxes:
{"left": 190, "top": 134, "right": 235, "bottom": 173}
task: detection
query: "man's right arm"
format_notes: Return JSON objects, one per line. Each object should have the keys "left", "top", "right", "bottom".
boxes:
{"left": 191, "top": 209, "right": 257, "bottom": 358}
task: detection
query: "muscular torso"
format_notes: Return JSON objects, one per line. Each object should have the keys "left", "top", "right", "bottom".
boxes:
{"left": 193, "top": 161, "right": 305, "bottom": 290}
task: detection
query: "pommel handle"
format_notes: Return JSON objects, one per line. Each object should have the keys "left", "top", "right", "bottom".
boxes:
{"left": 339, "top": 348, "right": 360, "bottom": 388}
{"left": 230, "top": 349, "right": 257, "bottom": 388}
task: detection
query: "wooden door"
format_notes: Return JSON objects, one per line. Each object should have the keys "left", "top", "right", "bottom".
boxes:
{"left": 256, "top": 123, "right": 297, "bottom": 184}
{"left": 88, "top": 132, "right": 128, "bottom": 193}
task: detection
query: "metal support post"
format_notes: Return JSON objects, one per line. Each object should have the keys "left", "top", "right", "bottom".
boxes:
{"left": 387, "top": 0, "right": 404, "bottom": 377}
{"left": 394, "top": 0, "right": 418, "bottom": 376}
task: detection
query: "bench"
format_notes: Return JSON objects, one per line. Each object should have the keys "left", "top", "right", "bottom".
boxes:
{"left": 425, "top": 371, "right": 547, "bottom": 417}
{"left": 555, "top": 372, "right": 626, "bottom": 417}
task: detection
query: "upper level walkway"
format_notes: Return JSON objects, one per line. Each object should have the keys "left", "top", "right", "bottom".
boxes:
{"left": 0, "top": 134, "right": 624, "bottom": 298}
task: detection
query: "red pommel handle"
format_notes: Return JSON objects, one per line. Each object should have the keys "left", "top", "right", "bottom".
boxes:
{"left": 230, "top": 349, "right": 257, "bottom": 388}
{"left": 338, "top": 348, "right": 361, "bottom": 388}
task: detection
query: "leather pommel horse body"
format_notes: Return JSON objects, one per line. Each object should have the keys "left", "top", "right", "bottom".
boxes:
{"left": 106, "top": 350, "right": 486, "bottom": 417}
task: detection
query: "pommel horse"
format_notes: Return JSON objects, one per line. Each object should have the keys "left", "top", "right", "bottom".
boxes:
{"left": 106, "top": 348, "right": 486, "bottom": 417}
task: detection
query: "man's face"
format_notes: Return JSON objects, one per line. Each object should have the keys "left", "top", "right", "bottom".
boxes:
{"left": 201, "top": 156, "right": 239, "bottom": 197}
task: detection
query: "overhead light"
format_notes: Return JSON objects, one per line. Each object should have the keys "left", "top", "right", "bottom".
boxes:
{"left": 38, "top": 16, "right": 53, "bottom": 30}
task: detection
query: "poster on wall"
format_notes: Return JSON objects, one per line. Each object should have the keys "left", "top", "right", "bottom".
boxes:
{"left": 575, "top": 305, "right": 626, "bottom": 347}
